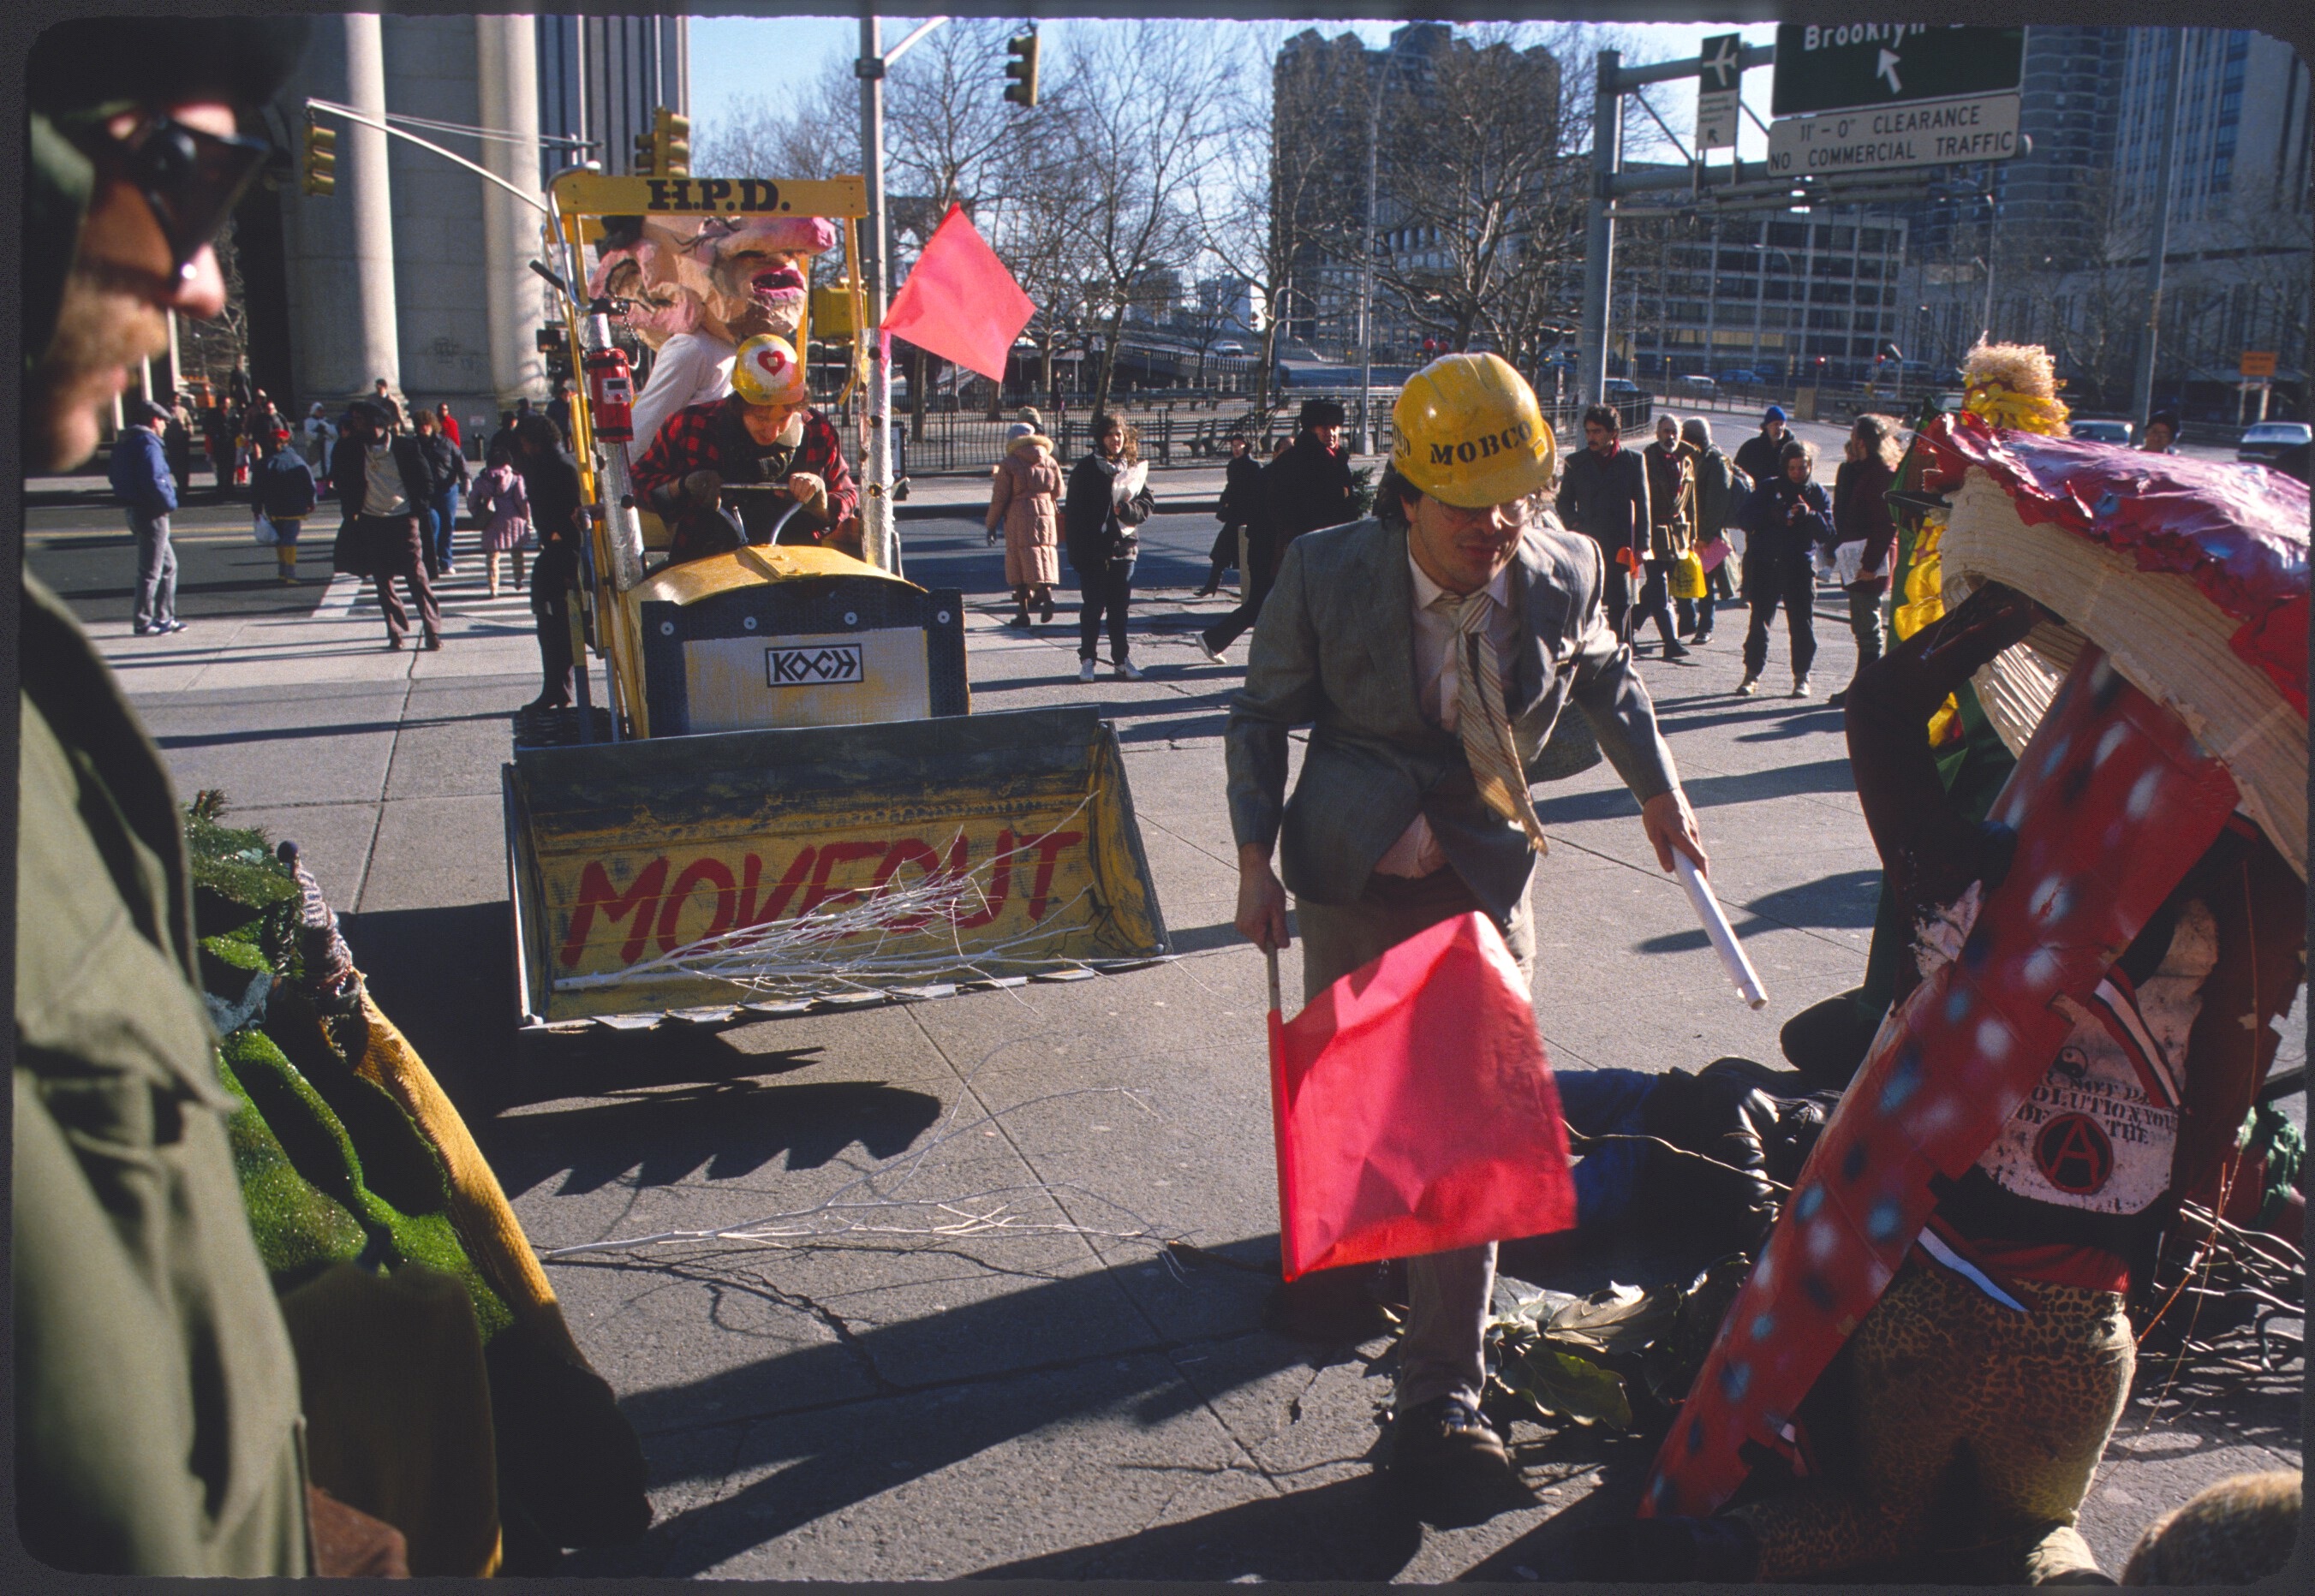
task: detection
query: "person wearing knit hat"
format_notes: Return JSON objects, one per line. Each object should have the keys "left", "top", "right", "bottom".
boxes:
{"left": 1733, "top": 403, "right": 1790, "bottom": 491}
{"left": 16, "top": 15, "right": 361, "bottom": 1578}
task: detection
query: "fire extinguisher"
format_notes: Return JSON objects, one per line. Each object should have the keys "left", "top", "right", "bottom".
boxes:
{"left": 584, "top": 345, "right": 635, "bottom": 445}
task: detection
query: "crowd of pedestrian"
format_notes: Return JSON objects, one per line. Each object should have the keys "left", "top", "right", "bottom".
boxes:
{"left": 24, "top": 9, "right": 2308, "bottom": 1584}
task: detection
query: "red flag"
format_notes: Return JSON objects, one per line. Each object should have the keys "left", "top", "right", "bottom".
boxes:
{"left": 880, "top": 204, "right": 1035, "bottom": 383}
{"left": 1269, "top": 912, "right": 1578, "bottom": 1281}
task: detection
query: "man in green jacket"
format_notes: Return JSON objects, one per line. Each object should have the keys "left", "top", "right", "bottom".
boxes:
{"left": 15, "top": 17, "right": 328, "bottom": 1575}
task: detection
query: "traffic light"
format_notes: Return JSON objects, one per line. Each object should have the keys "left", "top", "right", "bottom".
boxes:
{"left": 1003, "top": 32, "right": 1040, "bottom": 108}
{"left": 632, "top": 128, "right": 657, "bottom": 177}
{"left": 536, "top": 324, "right": 572, "bottom": 384}
{"left": 653, "top": 107, "right": 690, "bottom": 177}
{"left": 301, "top": 112, "right": 337, "bottom": 197}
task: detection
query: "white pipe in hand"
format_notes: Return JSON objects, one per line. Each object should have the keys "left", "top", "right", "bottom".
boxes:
{"left": 1675, "top": 853, "right": 1767, "bottom": 1009}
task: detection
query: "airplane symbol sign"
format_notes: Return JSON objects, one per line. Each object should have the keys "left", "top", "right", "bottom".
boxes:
{"left": 1696, "top": 33, "right": 1743, "bottom": 151}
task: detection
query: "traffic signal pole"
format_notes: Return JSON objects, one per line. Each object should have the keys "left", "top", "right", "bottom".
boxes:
{"left": 1578, "top": 42, "right": 1779, "bottom": 407}
{"left": 1578, "top": 50, "right": 1622, "bottom": 409}
{"left": 856, "top": 15, "right": 896, "bottom": 574}
{"left": 854, "top": 14, "right": 948, "bottom": 576}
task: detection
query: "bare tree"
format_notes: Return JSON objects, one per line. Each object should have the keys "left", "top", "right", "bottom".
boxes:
{"left": 1196, "top": 26, "right": 1359, "bottom": 413}
{"left": 693, "top": 55, "right": 859, "bottom": 179}
{"left": 1057, "top": 20, "right": 1235, "bottom": 415}
{"left": 1364, "top": 27, "right": 1571, "bottom": 364}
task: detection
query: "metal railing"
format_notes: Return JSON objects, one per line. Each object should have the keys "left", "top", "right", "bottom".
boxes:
{"left": 868, "top": 389, "right": 1659, "bottom": 477}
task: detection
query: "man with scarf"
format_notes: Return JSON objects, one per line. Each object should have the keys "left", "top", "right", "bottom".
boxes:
{"left": 630, "top": 331, "right": 862, "bottom": 560}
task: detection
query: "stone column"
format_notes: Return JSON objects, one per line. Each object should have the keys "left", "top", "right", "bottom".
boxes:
{"left": 476, "top": 15, "right": 548, "bottom": 408}
{"left": 279, "top": 15, "right": 401, "bottom": 406}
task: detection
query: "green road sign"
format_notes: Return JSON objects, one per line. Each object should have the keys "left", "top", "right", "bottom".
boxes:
{"left": 1770, "top": 23, "right": 2022, "bottom": 116}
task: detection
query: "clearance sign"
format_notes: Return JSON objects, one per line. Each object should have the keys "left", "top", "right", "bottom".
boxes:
{"left": 506, "top": 706, "right": 1168, "bottom": 1022}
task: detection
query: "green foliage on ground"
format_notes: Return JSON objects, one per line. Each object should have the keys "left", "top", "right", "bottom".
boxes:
{"left": 186, "top": 797, "right": 510, "bottom": 1343}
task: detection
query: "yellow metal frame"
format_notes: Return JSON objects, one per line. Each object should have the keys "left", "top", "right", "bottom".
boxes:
{"left": 543, "top": 171, "right": 874, "bottom": 741}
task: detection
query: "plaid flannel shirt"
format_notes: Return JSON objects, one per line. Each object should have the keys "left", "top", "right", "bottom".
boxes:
{"left": 630, "top": 397, "right": 858, "bottom": 529}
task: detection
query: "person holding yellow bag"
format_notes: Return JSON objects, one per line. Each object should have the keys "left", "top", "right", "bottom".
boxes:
{"left": 1639, "top": 412, "right": 1698, "bottom": 661}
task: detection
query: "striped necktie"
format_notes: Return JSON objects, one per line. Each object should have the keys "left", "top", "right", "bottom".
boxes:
{"left": 1453, "top": 592, "right": 1551, "bottom": 855}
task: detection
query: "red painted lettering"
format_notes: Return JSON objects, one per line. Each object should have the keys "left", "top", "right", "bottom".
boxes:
{"left": 738, "top": 847, "right": 815, "bottom": 926}
{"left": 559, "top": 856, "right": 670, "bottom": 968}
{"left": 1023, "top": 831, "right": 1086, "bottom": 922}
{"left": 953, "top": 829, "right": 1014, "bottom": 929}
{"left": 798, "top": 840, "right": 888, "bottom": 917}
{"left": 657, "top": 856, "right": 738, "bottom": 953}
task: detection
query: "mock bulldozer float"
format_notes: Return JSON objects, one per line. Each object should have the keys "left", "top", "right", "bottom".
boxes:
{"left": 505, "top": 172, "right": 1168, "bottom": 1034}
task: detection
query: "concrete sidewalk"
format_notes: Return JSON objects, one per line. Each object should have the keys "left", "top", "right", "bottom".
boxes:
{"left": 23, "top": 495, "right": 2302, "bottom": 1581}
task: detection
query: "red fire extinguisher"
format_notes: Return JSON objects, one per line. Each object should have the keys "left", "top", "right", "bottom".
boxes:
{"left": 584, "top": 345, "right": 635, "bottom": 445}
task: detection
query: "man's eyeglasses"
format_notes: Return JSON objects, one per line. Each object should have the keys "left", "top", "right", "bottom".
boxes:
{"left": 82, "top": 115, "right": 276, "bottom": 281}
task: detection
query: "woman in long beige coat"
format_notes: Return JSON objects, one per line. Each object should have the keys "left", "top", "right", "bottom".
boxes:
{"left": 985, "top": 416, "right": 1063, "bottom": 626}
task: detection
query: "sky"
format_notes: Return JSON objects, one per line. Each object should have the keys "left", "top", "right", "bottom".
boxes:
{"left": 686, "top": 15, "right": 1787, "bottom": 161}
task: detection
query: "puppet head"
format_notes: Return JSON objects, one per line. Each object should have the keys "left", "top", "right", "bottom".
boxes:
{"left": 667, "top": 214, "right": 839, "bottom": 345}
{"left": 589, "top": 217, "right": 707, "bottom": 350}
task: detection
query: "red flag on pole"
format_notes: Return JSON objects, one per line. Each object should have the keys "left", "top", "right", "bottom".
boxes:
{"left": 879, "top": 203, "right": 1035, "bottom": 383}
{"left": 1268, "top": 912, "right": 1578, "bottom": 1281}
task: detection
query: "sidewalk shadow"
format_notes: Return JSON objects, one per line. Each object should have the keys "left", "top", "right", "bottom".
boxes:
{"left": 486, "top": 1078, "right": 947, "bottom": 1196}
{"left": 968, "top": 1470, "right": 1423, "bottom": 1581}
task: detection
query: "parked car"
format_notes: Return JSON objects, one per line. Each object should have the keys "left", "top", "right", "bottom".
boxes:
{"left": 1602, "top": 378, "right": 1644, "bottom": 399}
{"left": 2069, "top": 418, "right": 2133, "bottom": 445}
{"left": 1677, "top": 374, "right": 1717, "bottom": 395}
{"left": 2237, "top": 420, "right": 2313, "bottom": 465}
{"left": 1716, "top": 369, "right": 1760, "bottom": 386}
{"left": 1213, "top": 341, "right": 1245, "bottom": 357}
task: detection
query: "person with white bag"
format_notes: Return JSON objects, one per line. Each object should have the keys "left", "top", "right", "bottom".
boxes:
{"left": 1826, "top": 414, "right": 1902, "bottom": 707}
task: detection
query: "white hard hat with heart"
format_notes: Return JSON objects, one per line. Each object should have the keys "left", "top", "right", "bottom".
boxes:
{"left": 732, "top": 333, "right": 808, "bottom": 408}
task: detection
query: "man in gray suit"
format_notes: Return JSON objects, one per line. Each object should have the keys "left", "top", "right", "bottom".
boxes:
{"left": 1226, "top": 354, "right": 1707, "bottom": 1522}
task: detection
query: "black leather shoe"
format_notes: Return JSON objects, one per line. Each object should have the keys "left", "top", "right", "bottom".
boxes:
{"left": 1387, "top": 1397, "right": 1525, "bottom": 1526}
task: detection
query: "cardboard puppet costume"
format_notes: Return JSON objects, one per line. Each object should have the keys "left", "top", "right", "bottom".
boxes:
{"left": 1623, "top": 349, "right": 2308, "bottom": 1584}
{"left": 590, "top": 211, "right": 839, "bottom": 456}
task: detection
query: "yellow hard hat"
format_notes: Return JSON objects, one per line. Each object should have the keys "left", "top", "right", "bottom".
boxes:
{"left": 732, "top": 333, "right": 808, "bottom": 408}
{"left": 1391, "top": 353, "right": 1556, "bottom": 509}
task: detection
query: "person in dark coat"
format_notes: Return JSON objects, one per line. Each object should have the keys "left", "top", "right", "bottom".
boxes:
{"left": 1198, "top": 400, "right": 1352, "bottom": 660}
{"left": 511, "top": 414, "right": 587, "bottom": 710}
{"left": 254, "top": 425, "right": 319, "bottom": 584}
{"left": 1733, "top": 402, "right": 1791, "bottom": 489}
{"left": 1196, "top": 432, "right": 1262, "bottom": 597}
{"left": 331, "top": 400, "right": 442, "bottom": 649}
{"left": 1827, "top": 413, "right": 1903, "bottom": 706}
{"left": 109, "top": 401, "right": 183, "bottom": 633}
{"left": 1737, "top": 436, "right": 1830, "bottom": 698}
{"left": 411, "top": 407, "right": 468, "bottom": 579}
{"left": 1553, "top": 402, "right": 1650, "bottom": 640}
{"left": 1064, "top": 412, "right": 1156, "bottom": 682}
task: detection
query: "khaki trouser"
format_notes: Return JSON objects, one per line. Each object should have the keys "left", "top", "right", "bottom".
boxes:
{"left": 1730, "top": 1256, "right": 2133, "bottom": 1583}
{"left": 1294, "top": 866, "right": 1536, "bottom": 1414}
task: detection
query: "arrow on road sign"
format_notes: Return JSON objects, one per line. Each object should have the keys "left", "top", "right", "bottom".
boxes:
{"left": 1876, "top": 49, "right": 1902, "bottom": 95}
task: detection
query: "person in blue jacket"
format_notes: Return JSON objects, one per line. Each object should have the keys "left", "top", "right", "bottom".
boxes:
{"left": 1736, "top": 436, "right": 1832, "bottom": 699}
{"left": 109, "top": 399, "right": 183, "bottom": 634}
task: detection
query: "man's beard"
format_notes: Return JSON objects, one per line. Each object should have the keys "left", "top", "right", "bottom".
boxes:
{"left": 25, "top": 265, "right": 170, "bottom": 472}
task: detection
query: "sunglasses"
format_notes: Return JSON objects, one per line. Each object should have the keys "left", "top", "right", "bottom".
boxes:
{"left": 81, "top": 114, "right": 275, "bottom": 281}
